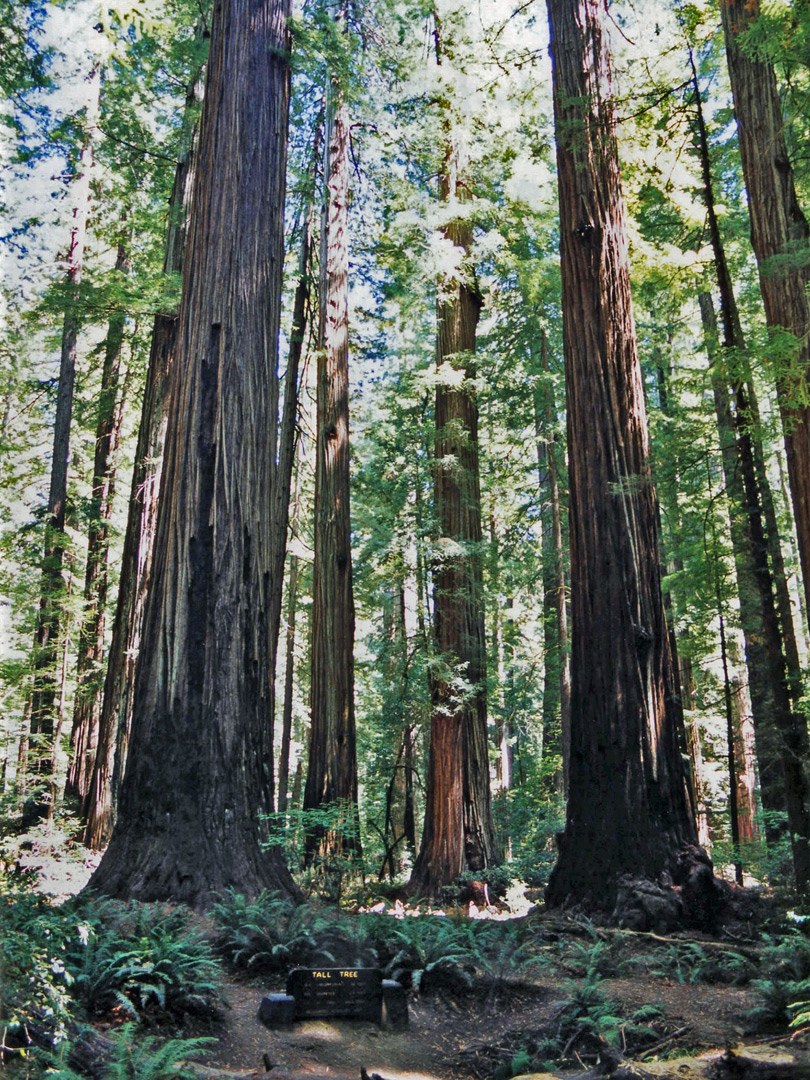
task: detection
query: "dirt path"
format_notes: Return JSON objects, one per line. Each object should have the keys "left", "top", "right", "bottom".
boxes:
{"left": 194, "top": 972, "right": 758, "bottom": 1080}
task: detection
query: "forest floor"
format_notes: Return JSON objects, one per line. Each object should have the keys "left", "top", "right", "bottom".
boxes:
{"left": 191, "top": 930, "right": 771, "bottom": 1080}
{"left": 16, "top": 837, "right": 804, "bottom": 1080}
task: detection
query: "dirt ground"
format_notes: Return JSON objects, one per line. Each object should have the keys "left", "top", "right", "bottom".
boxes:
{"left": 196, "top": 968, "right": 759, "bottom": 1080}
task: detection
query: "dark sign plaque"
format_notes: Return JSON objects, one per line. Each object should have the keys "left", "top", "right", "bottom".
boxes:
{"left": 286, "top": 967, "right": 384, "bottom": 1022}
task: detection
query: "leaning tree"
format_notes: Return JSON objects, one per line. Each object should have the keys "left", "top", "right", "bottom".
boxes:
{"left": 89, "top": 0, "right": 299, "bottom": 906}
{"left": 544, "top": 0, "right": 699, "bottom": 909}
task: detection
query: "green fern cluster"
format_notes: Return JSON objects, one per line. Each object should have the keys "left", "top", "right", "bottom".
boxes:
{"left": 66, "top": 898, "right": 223, "bottom": 1023}
{"left": 381, "top": 916, "right": 477, "bottom": 993}
{"left": 748, "top": 930, "right": 810, "bottom": 1027}
{"left": 210, "top": 890, "right": 384, "bottom": 973}
{"left": 43, "top": 1023, "right": 215, "bottom": 1080}
{"left": 547, "top": 973, "right": 664, "bottom": 1066}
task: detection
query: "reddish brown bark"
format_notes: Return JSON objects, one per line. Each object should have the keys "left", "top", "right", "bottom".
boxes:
{"left": 89, "top": 0, "right": 298, "bottom": 906}
{"left": 410, "top": 55, "right": 499, "bottom": 892}
{"left": 29, "top": 66, "right": 99, "bottom": 771}
{"left": 692, "top": 59, "right": 810, "bottom": 887}
{"left": 82, "top": 75, "right": 201, "bottom": 850}
{"left": 720, "top": 0, "right": 810, "bottom": 623}
{"left": 544, "top": 0, "right": 697, "bottom": 908}
{"left": 65, "top": 237, "right": 128, "bottom": 804}
{"left": 304, "top": 66, "right": 360, "bottom": 856}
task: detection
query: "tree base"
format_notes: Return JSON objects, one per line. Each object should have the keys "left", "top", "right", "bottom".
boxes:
{"left": 88, "top": 823, "right": 300, "bottom": 910}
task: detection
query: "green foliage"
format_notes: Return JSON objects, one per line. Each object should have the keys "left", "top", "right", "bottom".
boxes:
{"left": 748, "top": 930, "right": 810, "bottom": 1027}
{"left": 66, "top": 898, "right": 222, "bottom": 1023}
{"left": 209, "top": 888, "right": 298, "bottom": 971}
{"left": 382, "top": 916, "right": 476, "bottom": 994}
{"left": 263, "top": 803, "right": 365, "bottom": 903}
{"left": 42, "top": 1023, "right": 215, "bottom": 1080}
{"left": 210, "top": 891, "right": 379, "bottom": 973}
{"left": 549, "top": 973, "right": 664, "bottom": 1062}
{"left": 0, "top": 875, "right": 77, "bottom": 1049}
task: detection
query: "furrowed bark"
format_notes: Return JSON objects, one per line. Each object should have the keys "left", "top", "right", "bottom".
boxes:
{"left": 89, "top": 0, "right": 298, "bottom": 906}
{"left": 720, "top": 0, "right": 810, "bottom": 623}
{"left": 83, "top": 69, "right": 202, "bottom": 850}
{"left": 544, "top": 0, "right": 697, "bottom": 909}
{"left": 304, "top": 41, "right": 360, "bottom": 859}
{"left": 65, "top": 236, "right": 129, "bottom": 805}
{"left": 410, "top": 14, "right": 499, "bottom": 893}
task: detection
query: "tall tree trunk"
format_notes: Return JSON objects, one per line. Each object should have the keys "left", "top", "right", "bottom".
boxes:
{"left": 89, "top": 0, "right": 298, "bottom": 906}
{"left": 65, "top": 236, "right": 129, "bottom": 805}
{"left": 535, "top": 329, "right": 570, "bottom": 792}
{"left": 544, "top": 0, "right": 697, "bottom": 909}
{"left": 82, "top": 71, "right": 202, "bottom": 850}
{"left": 410, "top": 15, "right": 499, "bottom": 895}
{"left": 29, "top": 64, "right": 100, "bottom": 776}
{"left": 304, "top": 43, "right": 360, "bottom": 858}
{"left": 278, "top": 444, "right": 305, "bottom": 818}
{"left": 720, "top": 0, "right": 810, "bottom": 621}
{"left": 701, "top": 294, "right": 810, "bottom": 888}
{"left": 691, "top": 66, "right": 810, "bottom": 889}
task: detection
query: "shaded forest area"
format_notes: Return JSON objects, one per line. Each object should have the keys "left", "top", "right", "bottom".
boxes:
{"left": 4, "top": 0, "right": 810, "bottom": 1075}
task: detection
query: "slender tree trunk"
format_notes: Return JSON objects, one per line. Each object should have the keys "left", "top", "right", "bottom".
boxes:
{"left": 82, "top": 73, "right": 201, "bottom": 850}
{"left": 691, "top": 66, "right": 810, "bottom": 888}
{"left": 89, "top": 0, "right": 298, "bottom": 906}
{"left": 544, "top": 0, "right": 697, "bottom": 910}
{"left": 720, "top": 0, "right": 810, "bottom": 621}
{"left": 703, "top": 298, "right": 810, "bottom": 889}
{"left": 304, "top": 44, "right": 360, "bottom": 858}
{"left": 278, "top": 450, "right": 304, "bottom": 817}
{"left": 65, "top": 236, "right": 129, "bottom": 805}
{"left": 536, "top": 329, "right": 570, "bottom": 792}
{"left": 29, "top": 64, "right": 100, "bottom": 774}
{"left": 410, "top": 17, "right": 499, "bottom": 895}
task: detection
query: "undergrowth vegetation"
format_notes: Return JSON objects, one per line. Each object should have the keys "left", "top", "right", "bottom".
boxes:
{"left": 5, "top": 864, "right": 810, "bottom": 1080}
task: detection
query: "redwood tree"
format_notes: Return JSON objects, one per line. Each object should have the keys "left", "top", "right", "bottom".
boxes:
{"left": 720, "top": 0, "right": 810, "bottom": 623}
{"left": 83, "top": 70, "right": 202, "bottom": 850}
{"left": 303, "top": 51, "right": 360, "bottom": 856}
{"left": 544, "top": 0, "right": 697, "bottom": 907}
{"left": 89, "top": 0, "right": 298, "bottom": 906}
{"left": 410, "top": 16, "right": 499, "bottom": 893}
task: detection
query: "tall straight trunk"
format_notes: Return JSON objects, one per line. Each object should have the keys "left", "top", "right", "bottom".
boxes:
{"left": 410, "top": 17, "right": 499, "bottom": 895}
{"left": 65, "top": 236, "right": 129, "bottom": 804}
{"left": 691, "top": 66, "right": 810, "bottom": 888}
{"left": 720, "top": 0, "right": 810, "bottom": 621}
{"left": 701, "top": 294, "right": 810, "bottom": 887}
{"left": 544, "top": 0, "right": 697, "bottom": 909}
{"left": 304, "top": 47, "right": 359, "bottom": 855}
{"left": 82, "top": 73, "right": 202, "bottom": 850}
{"left": 90, "top": 0, "right": 298, "bottom": 906}
{"left": 278, "top": 441, "right": 306, "bottom": 817}
{"left": 535, "top": 329, "right": 570, "bottom": 791}
{"left": 488, "top": 508, "right": 511, "bottom": 794}
{"left": 29, "top": 64, "right": 100, "bottom": 772}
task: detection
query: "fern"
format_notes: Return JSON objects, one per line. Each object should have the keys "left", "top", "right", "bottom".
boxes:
{"left": 43, "top": 1023, "right": 216, "bottom": 1080}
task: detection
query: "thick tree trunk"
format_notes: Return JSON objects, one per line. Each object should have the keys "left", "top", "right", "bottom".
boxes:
{"left": 304, "top": 53, "right": 360, "bottom": 859}
{"left": 410, "top": 56, "right": 499, "bottom": 892}
{"left": 82, "top": 75, "right": 201, "bottom": 850}
{"left": 544, "top": 0, "right": 697, "bottom": 909}
{"left": 29, "top": 65, "right": 99, "bottom": 773}
{"left": 89, "top": 0, "right": 298, "bottom": 906}
{"left": 65, "top": 237, "right": 128, "bottom": 805}
{"left": 720, "top": 0, "right": 810, "bottom": 620}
